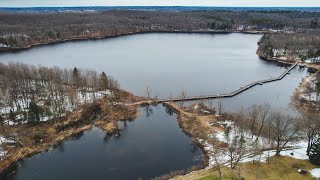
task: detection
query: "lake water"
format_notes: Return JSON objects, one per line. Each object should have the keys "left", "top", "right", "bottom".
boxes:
{"left": 0, "top": 33, "right": 308, "bottom": 179}
{"left": 4, "top": 106, "right": 203, "bottom": 180}
{"left": 0, "top": 33, "right": 308, "bottom": 111}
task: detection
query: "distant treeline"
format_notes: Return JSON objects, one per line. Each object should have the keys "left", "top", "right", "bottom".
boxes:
{"left": 0, "top": 10, "right": 319, "bottom": 48}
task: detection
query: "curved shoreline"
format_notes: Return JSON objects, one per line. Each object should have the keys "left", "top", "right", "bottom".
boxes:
{"left": 0, "top": 92, "right": 141, "bottom": 177}
{"left": 0, "top": 124, "right": 92, "bottom": 177}
{"left": 257, "top": 50, "right": 320, "bottom": 69}
{"left": 1, "top": 31, "right": 318, "bottom": 179}
{"left": 0, "top": 30, "right": 265, "bottom": 53}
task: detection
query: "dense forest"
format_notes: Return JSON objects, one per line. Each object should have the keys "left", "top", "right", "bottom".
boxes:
{"left": 1, "top": 9, "right": 320, "bottom": 179}
{"left": 0, "top": 63, "right": 120, "bottom": 125}
{"left": 257, "top": 30, "right": 320, "bottom": 63}
{"left": 0, "top": 10, "right": 319, "bottom": 49}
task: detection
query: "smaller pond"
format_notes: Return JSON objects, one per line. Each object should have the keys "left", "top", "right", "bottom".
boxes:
{"left": 5, "top": 105, "right": 203, "bottom": 180}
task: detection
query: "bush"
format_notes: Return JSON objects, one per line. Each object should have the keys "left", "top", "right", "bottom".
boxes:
{"left": 309, "top": 138, "right": 320, "bottom": 166}
{"left": 33, "top": 130, "right": 46, "bottom": 144}
{"left": 81, "top": 103, "right": 102, "bottom": 121}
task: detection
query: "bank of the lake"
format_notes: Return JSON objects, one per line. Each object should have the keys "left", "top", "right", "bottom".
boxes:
{"left": 0, "top": 92, "right": 141, "bottom": 177}
{"left": 0, "top": 32, "right": 314, "bottom": 179}
{"left": 3, "top": 105, "right": 204, "bottom": 180}
{"left": 257, "top": 50, "right": 320, "bottom": 69}
{"left": 0, "top": 33, "right": 308, "bottom": 112}
{"left": 291, "top": 72, "right": 320, "bottom": 112}
{"left": 0, "top": 30, "right": 266, "bottom": 53}
{"left": 256, "top": 46, "right": 320, "bottom": 112}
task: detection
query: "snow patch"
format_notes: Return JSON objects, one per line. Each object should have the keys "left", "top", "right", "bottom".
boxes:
{"left": 0, "top": 136, "right": 15, "bottom": 160}
{"left": 207, "top": 120, "right": 310, "bottom": 168}
{"left": 310, "top": 168, "right": 320, "bottom": 179}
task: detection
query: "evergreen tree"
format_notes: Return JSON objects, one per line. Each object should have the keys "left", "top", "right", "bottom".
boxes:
{"left": 8, "top": 36, "right": 17, "bottom": 46}
{"left": 72, "top": 67, "right": 80, "bottom": 88}
{"left": 309, "top": 137, "right": 320, "bottom": 166}
{"left": 99, "top": 72, "right": 109, "bottom": 90}
{"left": 9, "top": 110, "right": 15, "bottom": 122}
{"left": 0, "top": 114, "right": 3, "bottom": 126}
{"left": 28, "top": 101, "right": 43, "bottom": 123}
{"left": 311, "top": 18, "right": 318, "bottom": 29}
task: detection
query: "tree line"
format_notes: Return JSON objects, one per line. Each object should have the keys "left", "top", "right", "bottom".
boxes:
{"left": 0, "top": 63, "right": 119, "bottom": 124}
{"left": 258, "top": 30, "right": 320, "bottom": 62}
{"left": 0, "top": 10, "right": 319, "bottom": 48}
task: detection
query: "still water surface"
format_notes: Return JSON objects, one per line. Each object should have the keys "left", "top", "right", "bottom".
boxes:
{"left": 5, "top": 106, "right": 203, "bottom": 180}
{"left": 0, "top": 33, "right": 308, "bottom": 110}
{"left": 0, "top": 33, "right": 308, "bottom": 179}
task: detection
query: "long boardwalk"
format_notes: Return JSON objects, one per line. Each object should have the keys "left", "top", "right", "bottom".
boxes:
{"left": 157, "top": 61, "right": 299, "bottom": 103}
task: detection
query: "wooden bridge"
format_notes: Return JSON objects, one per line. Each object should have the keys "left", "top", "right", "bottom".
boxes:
{"left": 156, "top": 61, "right": 299, "bottom": 103}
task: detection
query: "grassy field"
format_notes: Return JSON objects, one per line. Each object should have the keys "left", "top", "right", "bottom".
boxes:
{"left": 174, "top": 156, "right": 319, "bottom": 180}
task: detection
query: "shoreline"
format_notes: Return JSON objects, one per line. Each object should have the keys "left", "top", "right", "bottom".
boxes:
{"left": 0, "top": 92, "right": 141, "bottom": 177}
{"left": 257, "top": 50, "right": 320, "bottom": 69}
{"left": 256, "top": 49, "right": 320, "bottom": 113}
{"left": 159, "top": 102, "right": 222, "bottom": 177}
{"left": 162, "top": 102, "right": 209, "bottom": 166}
{"left": 1, "top": 30, "right": 319, "bottom": 179}
{"left": 291, "top": 73, "right": 319, "bottom": 113}
{"left": 0, "top": 122, "right": 92, "bottom": 176}
{"left": 0, "top": 30, "right": 269, "bottom": 54}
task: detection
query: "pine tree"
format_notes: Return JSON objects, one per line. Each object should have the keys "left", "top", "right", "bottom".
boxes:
{"left": 99, "top": 72, "right": 109, "bottom": 90}
{"left": 309, "top": 138, "right": 320, "bottom": 166}
{"left": 72, "top": 67, "right": 80, "bottom": 88}
{"left": 28, "top": 101, "right": 43, "bottom": 123}
{"left": 9, "top": 110, "right": 15, "bottom": 122}
{"left": 0, "top": 114, "right": 3, "bottom": 126}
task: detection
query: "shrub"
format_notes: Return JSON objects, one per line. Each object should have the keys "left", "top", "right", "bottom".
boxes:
{"left": 81, "top": 103, "right": 102, "bottom": 121}
{"left": 33, "top": 130, "right": 46, "bottom": 144}
{"left": 309, "top": 138, "right": 320, "bottom": 166}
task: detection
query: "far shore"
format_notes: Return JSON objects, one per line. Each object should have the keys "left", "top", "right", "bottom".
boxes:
{"left": 0, "top": 30, "right": 273, "bottom": 53}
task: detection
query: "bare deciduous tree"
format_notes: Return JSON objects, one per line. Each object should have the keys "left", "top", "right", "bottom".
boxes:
{"left": 255, "top": 104, "right": 271, "bottom": 141}
{"left": 247, "top": 105, "right": 260, "bottom": 138}
{"left": 179, "top": 90, "right": 187, "bottom": 107}
{"left": 268, "top": 111, "right": 301, "bottom": 156}
{"left": 226, "top": 133, "right": 247, "bottom": 169}
{"left": 217, "top": 101, "right": 224, "bottom": 116}
{"left": 145, "top": 84, "right": 152, "bottom": 100}
{"left": 300, "top": 113, "right": 320, "bottom": 155}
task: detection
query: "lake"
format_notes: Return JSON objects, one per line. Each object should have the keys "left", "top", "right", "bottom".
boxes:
{"left": 0, "top": 33, "right": 308, "bottom": 179}
{"left": 4, "top": 106, "right": 203, "bottom": 180}
{"left": 0, "top": 33, "right": 308, "bottom": 111}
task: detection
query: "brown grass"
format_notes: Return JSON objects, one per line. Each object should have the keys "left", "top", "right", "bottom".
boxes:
{"left": 0, "top": 98, "right": 140, "bottom": 175}
{"left": 173, "top": 156, "right": 318, "bottom": 180}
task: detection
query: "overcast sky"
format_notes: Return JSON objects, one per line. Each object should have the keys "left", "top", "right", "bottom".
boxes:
{"left": 0, "top": 0, "right": 319, "bottom": 7}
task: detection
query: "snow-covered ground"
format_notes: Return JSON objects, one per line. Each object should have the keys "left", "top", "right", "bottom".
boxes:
{"left": 203, "top": 120, "right": 309, "bottom": 168}
{"left": 305, "top": 57, "right": 320, "bottom": 63}
{"left": 240, "top": 141, "right": 308, "bottom": 163}
{"left": 0, "top": 136, "right": 14, "bottom": 144}
{"left": 310, "top": 168, "right": 320, "bottom": 179}
{"left": 297, "top": 75, "right": 320, "bottom": 111}
{"left": 299, "top": 76, "right": 319, "bottom": 102}
{"left": 0, "top": 136, "right": 15, "bottom": 160}
{"left": 0, "top": 89, "right": 111, "bottom": 125}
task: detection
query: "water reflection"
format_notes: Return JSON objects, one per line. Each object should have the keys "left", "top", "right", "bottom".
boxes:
{"left": 55, "top": 141, "right": 65, "bottom": 152}
{"left": 165, "top": 106, "right": 175, "bottom": 116}
{"left": 5, "top": 105, "right": 203, "bottom": 180}
{"left": 0, "top": 33, "right": 308, "bottom": 111}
